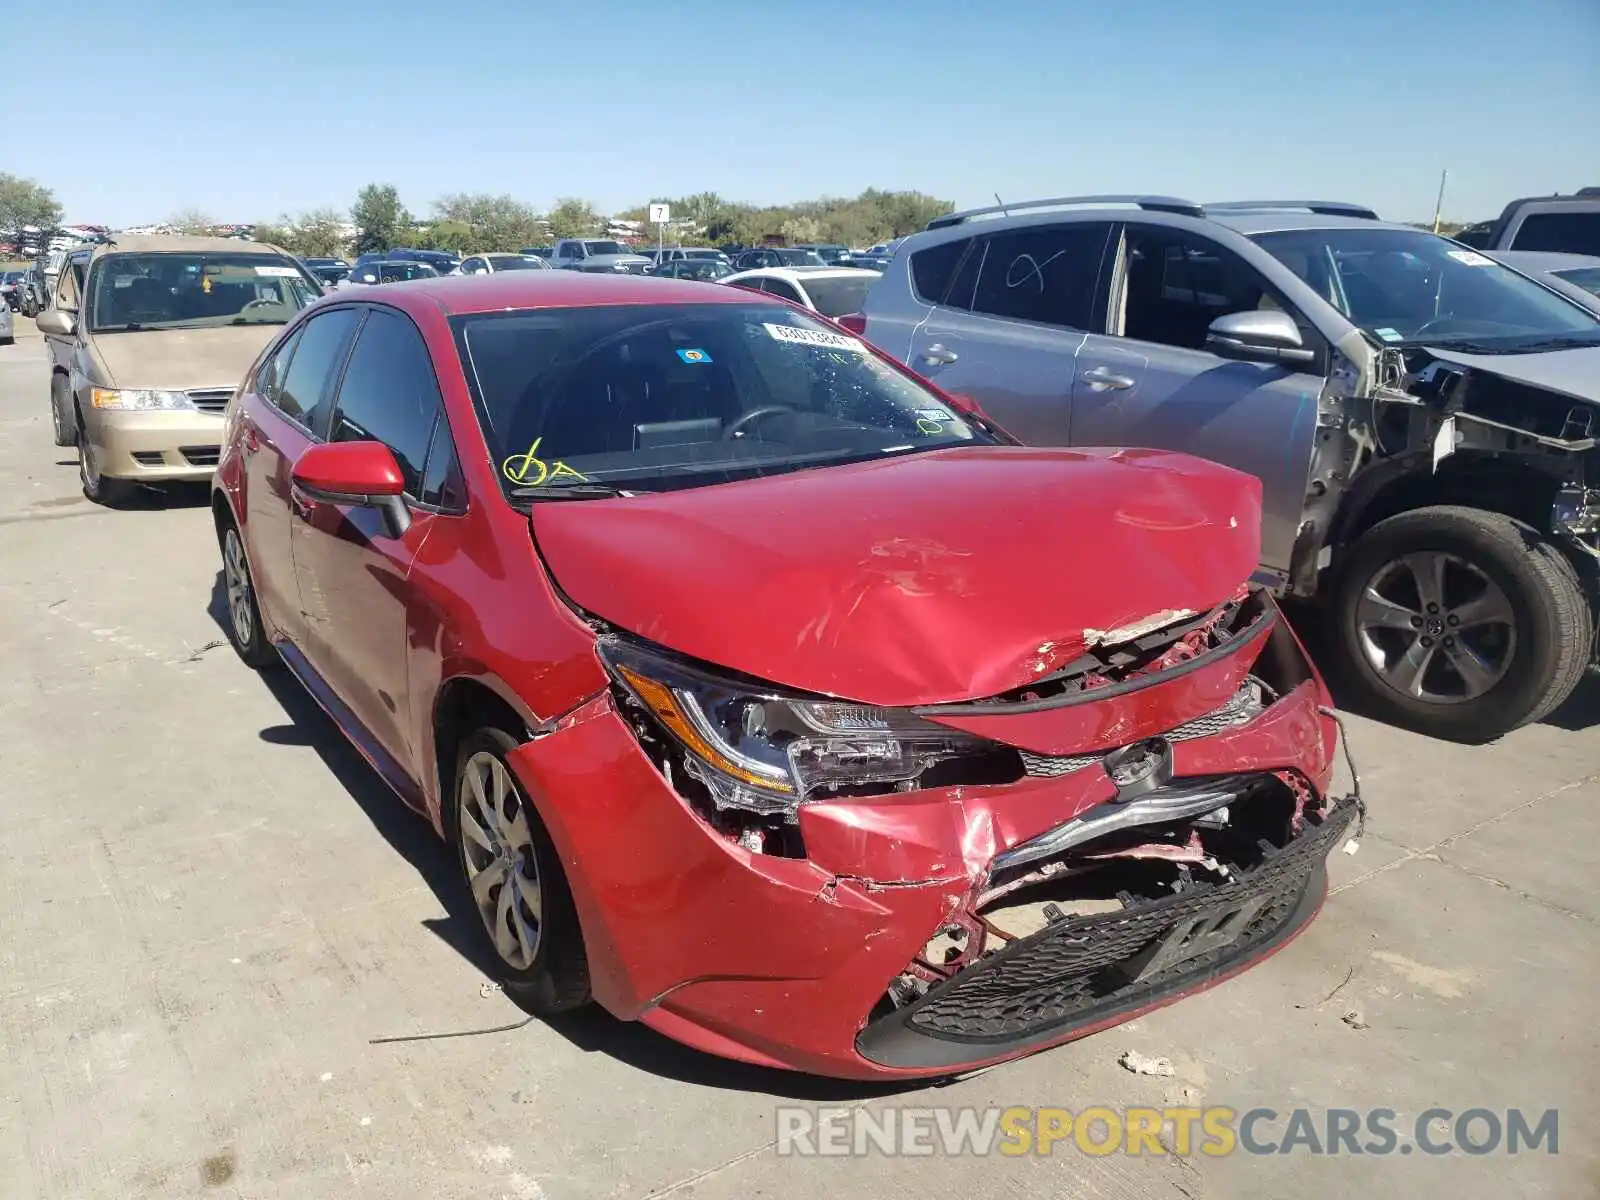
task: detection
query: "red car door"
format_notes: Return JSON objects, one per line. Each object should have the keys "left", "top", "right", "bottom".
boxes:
{"left": 288, "top": 307, "right": 454, "bottom": 777}
{"left": 240, "top": 306, "right": 362, "bottom": 646}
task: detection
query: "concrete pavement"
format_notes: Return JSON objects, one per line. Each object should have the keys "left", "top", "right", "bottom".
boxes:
{"left": 0, "top": 327, "right": 1594, "bottom": 1198}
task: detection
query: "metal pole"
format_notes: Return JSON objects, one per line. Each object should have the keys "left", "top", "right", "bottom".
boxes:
{"left": 1432, "top": 169, "right": 1448, "bottom": 234}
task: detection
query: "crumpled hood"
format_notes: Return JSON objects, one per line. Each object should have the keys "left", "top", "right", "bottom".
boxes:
{"left": 93, "top": 325, "right": 281, "bottom": 391}
{"left": 531, "top": 445, "right": 1262, "bottom": 708}
{"left": 1426, "top": 343, "right": 1600, "bottom": 406}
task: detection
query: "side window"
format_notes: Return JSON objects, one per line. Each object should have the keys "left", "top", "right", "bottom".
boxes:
{"left": 1510, "top": 211, "right": 1600, "bottom": 256}
{"left": 57, "top": 259, "right": 84, "bottom": 310}
{"left": 277, "top": 306, "right": 360, "bottom": 433}
{"left": 461, "top": 258, "right": 482, "bottom": 275}
{"left": 420, "top": 417, "right": 467, "bottom": 511}
{"left": 1120, "top": 226, "right": 1276, "bottom": 352}
{"left": 969, "top": 223, "right": 1111, "bottom": 329}
{"left": 762, "top": 279, "right": 803, "bottom": 303}
{"left": 328, "top": 308, "right": 443, "bottom": 496}
{"left": 255, "top": 325, "right": 305, "bottom": 403}
{"left": 909, "top": 237, "right": 972, "bottom": 304}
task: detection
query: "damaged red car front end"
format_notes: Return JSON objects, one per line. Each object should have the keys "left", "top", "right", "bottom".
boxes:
{"left": 516, "top": 446, "right": 1360, "bottom": 1081}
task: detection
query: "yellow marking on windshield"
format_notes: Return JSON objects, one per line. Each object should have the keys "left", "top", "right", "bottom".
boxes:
{"left": 502, "top": 438, "right": 588, "bottom": 485}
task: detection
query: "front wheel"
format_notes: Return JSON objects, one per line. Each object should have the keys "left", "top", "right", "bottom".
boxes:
{"left": 1329, "top": 505, "right": 1592, "bottom": 743}
{"left": 50, "top": 376, "right": 76, "bottom": 447}
{"left": 78, "top": 428, "right": 134, "bottom": 506}
{"left": 450, "top": 727, "right": 591, "bottom": 1015}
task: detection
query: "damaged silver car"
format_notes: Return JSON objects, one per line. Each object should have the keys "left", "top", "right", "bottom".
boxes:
{"left": 863, "top": 197, "right": 1600, "bottom": 742}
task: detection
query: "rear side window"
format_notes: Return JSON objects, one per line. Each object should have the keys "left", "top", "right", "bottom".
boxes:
{"left": 1510, "top": 211, "right": 1600, "bottom": 256}
{"left": 256, "top": 325, "right": 305, "bottom": 404}
{"left": 277, "top": 306, "right": 360, "bottom": 433}
{"left": 969, "top": 223, "right": 1112, "bottom": 330}
{"left": 909, "top": 238, "right": 971, "bottom": 304}
{"left": 329, "top": 308, "right": 444, "bottom": 495}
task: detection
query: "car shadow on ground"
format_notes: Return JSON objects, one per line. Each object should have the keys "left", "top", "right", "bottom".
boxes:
{"left": 204, "top": 572, "right": 926, "bottom": 1100}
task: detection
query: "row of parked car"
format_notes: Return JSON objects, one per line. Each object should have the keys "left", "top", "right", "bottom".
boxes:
{"left": 21, "top": 189, "right": 1600, "bottom": 1083}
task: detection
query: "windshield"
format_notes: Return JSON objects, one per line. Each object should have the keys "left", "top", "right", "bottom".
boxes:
{"left": 583, "top": 241, "right": 630, "bottom": 256}
{"left": 455, "top": 302, "right": 989, "bottom": 499}
{"left": 684, "top": 249, "right": 725, "bottom": 260}
{"left": 1553, "top": 267, "right": 1600, "bottom": 300}
{"left": 775, "top": 248, "right": 825, "bottom": 266}
{"left": 379, "top": 263, "right": 439, "bottom": 281}
{"left": 489, "top": 255, "right": 547, "bottom": 271}
{"left": 678, "top": 261, "right": 732, "bottom": 280}
{"left": 1251, "top": 227, "right": 1600, "bottom": 353}
{"left": 88, "top": 252, "right": 320, "bottom": 332}
{"left": 801, "top": 274, "right": 877, "bottom": 317}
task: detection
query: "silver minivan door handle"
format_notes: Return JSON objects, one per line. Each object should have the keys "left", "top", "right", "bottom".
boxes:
{"left": 920, "top": 344, "right": 958, "bottom": 366}
{"left": 1079, "top": 366, "right": 1135, "bottom": 390}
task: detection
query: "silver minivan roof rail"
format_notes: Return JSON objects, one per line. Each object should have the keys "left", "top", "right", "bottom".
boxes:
{"left": 1205, "top": 201, "right": 1379, "bottom": 219}
{"left": 926, "top": 194, "right": 1205, "bottom": 230}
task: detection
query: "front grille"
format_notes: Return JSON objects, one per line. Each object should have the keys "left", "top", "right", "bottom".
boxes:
{"left": 1021, "top": 680, "right": 1267, "bottom": 778}
{"left": 187, "top": 388, "right": 233, "bottom": 414}
{"left": 181, "top": 446, "right": 220, "bottom": 467}
{"left": 857, "top": 797, "right": 1356, "bottom": 1068}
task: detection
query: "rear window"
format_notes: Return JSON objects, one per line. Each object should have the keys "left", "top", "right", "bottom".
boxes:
{"left": 1511, "top": 211, "right": 1600, "bottom": 256}
{"left": 488, "top": 255, "right": 547, "bottom": 271}
{"left": 909, "top": 238, "right": 969, "bottom": 304}
{"left": 800, "top": 274, "right": 877, "bottom": 318}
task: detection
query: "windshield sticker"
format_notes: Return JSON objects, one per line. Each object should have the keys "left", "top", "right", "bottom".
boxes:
{"left": 763, "top": 322, "right": 867, "bottom": 353}
{"left": 502, "top": 438, "right": 588, "bottom": 486}
{"left": 918, "top": 407, "right": 955, "bottom": 422}
{"left": 1447, "top": 249, "right": 1494, "bottom": 268}
{"left": 255, "top": 265, "right": 301, "bottom": 277}
{"left": 1374, "top": 327, "right": 1403, "bottom": 342}
{"left": 676, "top": 348, "right": 712, "bottom": 364}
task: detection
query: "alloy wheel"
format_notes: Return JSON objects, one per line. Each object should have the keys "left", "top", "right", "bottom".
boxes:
{"left": 1354, "top": 550, "right": 1516, "bottom": 704}
{"left": 223, "top": 528, "right": 255, "bottom": 648}
{"left": 458, "top": 750, "right": 543, "bottom": 971}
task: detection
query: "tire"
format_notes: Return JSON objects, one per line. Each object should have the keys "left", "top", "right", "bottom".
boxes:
{"left": 1329, "top": 505, "right": 1592, "bottom": 743}
{"left": 217, "top": 518, "right": 278, "bottom": 668}
{"left": 77, "top": 424, "right": 135, "bottom": 506}
{"left": 50, "top": 376, "right": 76, "bottom": 447}
{"left": 449, "top": 727, "right": 591, "bottom": 1015}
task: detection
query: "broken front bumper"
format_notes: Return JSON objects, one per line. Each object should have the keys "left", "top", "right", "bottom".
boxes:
{"left": 505, "top": 624, "right": 1353, "bottom": 1080}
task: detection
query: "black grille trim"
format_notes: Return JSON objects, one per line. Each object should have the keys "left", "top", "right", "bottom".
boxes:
{"left": 187, "top": 388, "right": 233, "bottom": 414}
{"left": 856, "top": 797, "right": 1356, "bottom": 1070}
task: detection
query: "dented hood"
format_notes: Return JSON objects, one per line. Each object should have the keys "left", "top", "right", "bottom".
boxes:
{"left": 530, "top": 445, "right": 1262, "bottom": 708}
{"left": 1425, "top": 343, "right": 1600, "bottom": 407}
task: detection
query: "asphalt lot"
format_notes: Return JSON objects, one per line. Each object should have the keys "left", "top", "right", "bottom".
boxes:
{"left": 0, "top": 314, "right": 1595, "bottom": 1199}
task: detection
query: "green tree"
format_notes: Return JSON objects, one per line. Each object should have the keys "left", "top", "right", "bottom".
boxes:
{"left": 0, "top": 173, "right": 63, "bottom": 233}
{"left": 291, "top": 207, "right": 352, "bottom": 258}
{"left": 168, "top": 207, "right": 216, "bottom": 235}
{"left": 352, "top": 183, "right": 411, "bottom": 254}
{"left": 545, "top": 197, "right": 601, "bottom": 241}
{"left": 432, "top": 193, "right": 545, "bottom": 252}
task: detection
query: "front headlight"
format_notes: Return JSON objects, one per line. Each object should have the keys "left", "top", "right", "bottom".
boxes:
{"left": 90, "top": 388, "right": 192, "bottom": 411}
{"left": 602, "top": 640, "right": 996, "bottom": 818}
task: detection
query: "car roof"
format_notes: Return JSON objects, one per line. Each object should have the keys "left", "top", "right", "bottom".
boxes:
{"left": 724, "top": 267, "right": 881, "bottom": 285}
{"left": 1206, "top": 212, "right": 1415, "bottom": 236}
{"left": 373, "top": 270, "right": 779, "bottom": 315}
{"left": 87, "top": 234, "right": 294, "bottom": 257}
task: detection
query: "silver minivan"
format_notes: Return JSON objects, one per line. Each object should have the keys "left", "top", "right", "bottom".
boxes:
{"left": 863, "top": 196, "right": 1600, "bottom": 743}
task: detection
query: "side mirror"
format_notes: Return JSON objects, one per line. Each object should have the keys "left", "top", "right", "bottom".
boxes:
{"left": 1206, "top": 310, "right": 1317, "bottom": 366}
{"left": 36, "top": 309, "right": 76, "bottom": 336}
{"left": 291, "top": 441, "right": 411, "bottom": 539}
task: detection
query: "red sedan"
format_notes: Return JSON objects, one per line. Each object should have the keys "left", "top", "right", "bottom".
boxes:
{"left": 211, "top": 271, "right": 1360, "bottom": 1080}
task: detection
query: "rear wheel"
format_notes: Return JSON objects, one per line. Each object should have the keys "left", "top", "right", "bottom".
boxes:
{"left": 218, "top": 519, "right": 277, "bottom": 668}
{"left": 1330, "top": 505, "right": 1591, "bottom": 743}
{"left": 450, "top": 727, "right": 590, "bottom": 1015}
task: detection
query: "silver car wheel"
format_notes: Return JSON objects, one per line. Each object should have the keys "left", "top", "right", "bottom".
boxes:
{"left": 1355, "top": 550, "right": 1516, "bottom": 704}
{"left": 459, "top": 750, "right": 543, "bottom": 971}
{"left": 223, "top": 528, "right": 255, "bottom": 648}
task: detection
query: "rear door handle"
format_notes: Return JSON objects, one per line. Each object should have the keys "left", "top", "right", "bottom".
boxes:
{"left": 1079, "top": 366, "right": 1135, "bottom": 390}
{"left": 920, "top": 344, "right": 958, "bottom": 366}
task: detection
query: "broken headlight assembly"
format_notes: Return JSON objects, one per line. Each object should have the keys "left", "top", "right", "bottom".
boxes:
{"left": 601, "top": 639, "right": 1012, "bottom": 818}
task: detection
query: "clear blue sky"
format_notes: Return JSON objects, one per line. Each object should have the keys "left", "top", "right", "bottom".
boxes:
{"left": 6, "top": 0, "right": 1597, "bottom": 228}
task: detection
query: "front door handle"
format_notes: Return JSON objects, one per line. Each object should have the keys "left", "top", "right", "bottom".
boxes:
{"left": 920, "top": 344, "right": 958, "bottom": 366}
{"left": 1079, "top": 366, "right": 1135, "bottom": 390}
